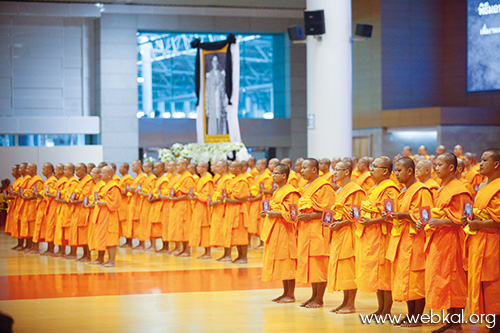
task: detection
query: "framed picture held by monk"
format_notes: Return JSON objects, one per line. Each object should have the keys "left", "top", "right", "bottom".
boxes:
{"left": 383, "top": 198, "right": 394, "bottom": 217}
{"left": 56, "top": 189, "right": 60, "bottom": 199}
{"left": 351, "top": 205, "right": 362, "bottom": 222}
{"left": 83, "top": 197, "right": 88, "bottom": 206}
{"left": 289, "top": 204, "right": 298, "bottom": 221}
{"left": 222, "top": 189, "right": 227, "bottom": 199}
{"left": 70, "top": 192, "right": 76, "bottom": 202}
{"left": 321, "top": 209, "right": 334, "bottom": 226}
{"left": 462, "top": 199, "right": 473, "bottom": 221}
{"left": 207, "top": 195, "right": 212, "bottom": 204}
{"left": 262, "top": 199, "right": 270, "bottom": 212}
{"left": 94, "top": 192, "right": 99, "bottom": 203}
{"left": 420, "top": 206, "right": 431, "bottom": 224}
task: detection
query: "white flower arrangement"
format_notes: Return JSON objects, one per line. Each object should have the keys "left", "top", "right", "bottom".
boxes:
{"left": 144, "top": 156, "right": 156, "bottom": 164}
{"left": 158, "top": 142, "right": 251, "bottom": 163}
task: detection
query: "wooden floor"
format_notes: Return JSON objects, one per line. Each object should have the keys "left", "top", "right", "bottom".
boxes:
{"left": 0, "top": 232, "right": 485, "bottom": 332}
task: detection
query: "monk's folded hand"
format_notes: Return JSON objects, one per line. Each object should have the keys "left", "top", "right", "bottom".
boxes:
{"left": 428, "top": 218, "right": 442, "bottom": 228}
{"left": 468, "top": 220, "right": 481, "bottom": 231}
{"left": 296, "top": 213, "right": 311, "bottom": 222}
{"left": 329, "top": 221, "right": 342, "bottom": 231}
{"left": 391, "top": 212, "right": 408, "bottom": 220}
{"left": 460, "top": 216, "right": 469, "bottom": 227}
{"left": 259, "top": 211, "right": 267, "bottom": 218}
{"left": 96, "top": 201, "right": 106, "bottom": 207}
{"left": 267, "top": 210, "right": 281, "bottom": 219}
{"left": 415, "top": 220, "right": 423, "bottom": 230}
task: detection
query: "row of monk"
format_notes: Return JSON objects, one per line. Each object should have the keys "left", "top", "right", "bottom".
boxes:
{"left": 3, "top": 149, "right": 500, "bottom": 331}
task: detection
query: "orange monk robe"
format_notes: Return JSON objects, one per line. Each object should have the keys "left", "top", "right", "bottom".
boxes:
{"left": 160, "top": 173, "right": 175, "bottom": 242}
{"left": 386, "top": 182, "right": 433, "bottom": 302}
{"left": 288, "top": 170, "right": 300, "bottom": 188}
{"left": 189, "top": 174, "right": 214, "bottom": 247}
{"left": 261, "top": 184, "right": 300, "bottom": 282}
{"left": 356, "top": 179, "right": 399, "bottom": 293}
{"left": 33, "top": 176, "right": 57, "bottom": 243}
{"left": 223, "top": 173, "right": 250, "bottom": 247}
{"left": 138, "top": 173, "right": 158, "bottom": 242}
{"left": 89, "top": 180, "right": 121, "bottom": 251}
{"left": 458, "top": 177, "right": 475, "bottom": 196}
{"left": 391, "top": 172, "right": 405, "bottom": 189}
{"left": 148, "top": 174, "right": 170, "bottom": 239}
{"left": 192, "top": 173, "right": 200, "bottom": 186}
{"left": 68, "top": 175, "right": 94, "bottom": 247}
{"left": 9, "top": 175, "right": 31, "bottom": 238}
{"left": 297, "top": 176, "right": 308, "bottom": 194}
{"left": 45, "top": 176, "right": 67, "bottom": 243}
{"left": 355, "top": 171, "right": 375, "bottom": 193}
{"left": 125, "top": 173, "right": 147, "bottom": 239}
{"left": 212, "top": 173, "right": 221, "bottom": 185}
{"left": 250, "top": 167, "right": 259, "bottom": 178}
{"left": 467, "top": 178, "right": 500, "bottom": 315}
{"left": 117, "top": 174, "right": 133, "bottom": 237}
{"left": 20, "top": 174, "right": 44, "bottom": 238}
{"left": 168, "top": 171, "right": 195, "bottom": 242}
{"left": 4, "top": 176, "right": 23, "bottom": 236}
{"left": 87, "top": 180, "right": 106, "bottom": 248}
{"left": 327, "top": 182, "right": 366, "bottom": 293}
{"left": 209, "top": 174, "right": 234, "bottom": 247}
{"left": 248, "top": 170, "right": 273, "bottom": 236}
{"left": 425, "top": 179, "right": 470, "bottom": 310}
{"left": 296, "top": 177, "right": 336, "bottom": 284}
{"left": 321, "top": 171, "right": 334, "bottom": 184}
{"left": 113, "top": 174, "right": 120, "bottom": 182}
{"left": 424, "top": 178, "right": 440, "bottom": 199}
{"left": 351, "top": 167, "right": 361, "bottom": 182}
{"left": 54, "top": 176, "right": 79, "bottom": 246}
{"left": 463, "top": 167, "right": 486, "bottom": 193}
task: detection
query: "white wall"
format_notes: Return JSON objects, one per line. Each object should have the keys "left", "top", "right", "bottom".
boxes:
{"left": 0, "top": 146, "right": 104, "bottom": 181}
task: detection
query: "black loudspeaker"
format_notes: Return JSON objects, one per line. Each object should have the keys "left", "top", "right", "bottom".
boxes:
{"left": 304, "top": 10, "right": 325, "bottom": 35}
{"left": 355, "top": 24, "right": 373, "bottom": 38}
{"left": 287, "top": 26, "right": 304, "bottom": 40}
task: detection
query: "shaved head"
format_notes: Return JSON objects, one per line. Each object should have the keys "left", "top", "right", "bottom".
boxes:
{"left": 336, "top": 160, "right": 352, "bottom": 174}
{"left": 378, "top": 156, "right": 393, "bottom": 171}
{"left": 281, "top": 158, "right": 292, "bottom": 168}
{"left": 397, "top": 156, "right": 415, "bottom": 171}
{"left": 441, "top": 152, "right": 458, "bottom": 170}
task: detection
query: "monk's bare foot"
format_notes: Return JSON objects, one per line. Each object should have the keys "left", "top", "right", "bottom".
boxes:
{"left": 11, "top": 245, "right": 22, "bottom": 251}
{"left": 299, "top": 298, "right": 314, "bottom": 307}
{"left": 254, "top": 244, "right": 264, "bottom": 250}
{"left": 277, "top": 296, "right": 295, "bottom": 303}
{"left": 21, "top": 247, "right": 30, "bottom": 252}
{"left": 171, "top": 249, "right": 181, "bottom": 256}
{"left": 304, "top": 300, "right": 323, "bottom": 308}
{"left": 393, "top": 317, "right": 408, "bottom": 326}
{"left": 100, "top": 262, "right": 115, "bottom": 268}
{"left": 27, "top": 248, "right": 39, "bottom": 254}
{"left": 76, "top": 256, "right": 91, "bottom": 262}
{"left": 329, "top": 303, "right": 347, "bottom": 313}
{"left": 217, "top": 255, "right": 232, "bottom": 262}
{"left": 51, "top": 251, "right": 64, "bottom": 257}
{"left": 336, "top": 306, "right": 356, "bottom": 314}
{"left": 120, "top": 243, "right": 132, "bottom": 248}
{"left": 197, "top": 254, "right": 212, "bottom": 260}
{"left": 271, "top": 295, "right": 285, "bottom": 302}
{"left": 133, "top": 245, "right": 145, "bottom": 250}
{"left": 232, "top": 257, "right": 248, "bottom": 264}
{"left": 431, "top": 323, "right": 452, "bottom": 333}
{"left": 40, "top": 250, "right": 52, "bottom": 256}
{"left": 157, "top": 247, "right": 169, "bottom": 253}
{"left": 64, "top": 254, "right": 77, "bottom": 260}
{"left": 401, "top": 322, "right": 422, "bottom": 328}
{"left": 176, "top": 251, "right": 190, "bottom": 257}
{"left": 90, "top": 260, "right": 104, "bottom": 265}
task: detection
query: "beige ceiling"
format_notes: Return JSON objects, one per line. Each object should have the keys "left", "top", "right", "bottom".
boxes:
{"left": 15, "top": 0, "right": 306, "bottom": 9}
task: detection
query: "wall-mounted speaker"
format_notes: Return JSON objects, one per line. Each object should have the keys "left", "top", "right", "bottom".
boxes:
{"left": 304, "top": 10, "right": 325, "bottom": 35}
{"left": 355, "top": 24, "right": 373, "bottom": 38}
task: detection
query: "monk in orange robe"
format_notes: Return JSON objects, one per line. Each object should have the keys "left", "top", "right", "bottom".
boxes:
{"left": 418, "top": 145, "right": 430, "bottom": 159}
{"left": 188, "top": 161, "right": 214, "bottom": 259}
{"left": 416, "top": 159, "right": 440, "bottom": 198}
{"left": 296, "top": 158, "right": 336, "bottom": 308}
{"left": 222, "top": 161, "right": 250, "bottom": 263}
{"left": 9, "top": 163, "right": 30, "bottom": 250}
{"left": 279, "top": 159, "right": 297, "bottom": 188}
{"left": 54, "top": 163, "right": 79, "bottom": 258}
{"left": 20, "top": 163, "right": 44, "bottom": 252}
{"left": 425, "top": 153, "right": 470, "bottom": 332}
{"left": 295, "top": 158, "right": 308, "bottom": 193}
{"left": 260, "top": 163, "right": 300, "bottom": 303}
{"left": 456, "top": 158, "right": 474, "bottom": 196}
{"left": 248, "top": 158, "right": 272, "bottom": 248}
{"left": 117, "top": 163, "right": 132, "bottom": 244}
{"left": 463, "top": 149, "right": 500, "bottom": 332}
{"left": 89, "top": 166, "right": 121, "bottom": 267}
{"left": 143, "top": 161, "right": 165, "bottom": 251}
{"left": 355, "top": 157, "right": 375, "bottom": 192}
{"left": 32, "top": 163, "right": 57, "bottom": 254}
{"left": 351, "top": 157, "right": 360, "bottom": 182}
{"left": 68, "top": 163, "right": 94, "bottom": 261}
{"left": 168, "top": 158, "right": 195, "bottom": 256}
{"left": 109, "top": 163, "right": 120, "bottom": 182}
{"left": 44, "top": 163, "right": 67, "bottom": 256}
{"left": 327, "top": 160, "right": 366, "bottom": 314}
{"left": 386, "top": 157, "right": 432, "bottom": 327}
{"left": 248, "top": 156, "right": 259, "bottom": 178}
{"left": 463, "top": 152, "right": 486, "bottom": 193}
{"left": 209, "top": 161, "right": 234, "bottom": 261}
{"left": 436, "top": 145, "right": 446, "bottom": 156}
{"left": 4, "top": 165, "right": 21, "bottom": 245}
{"left": 123, "top": 160, "right": 146, "bottom": 248}
{"left": 319, "top": 158, "right": 334, "bottom": 183}
{"left": 453, "top": 145, "right": 463, "bottom": 160}
{"left": 137, "top": 161, "right": 157, "bottom": 250}
{"left": 84, "top": 167, "right": 104, "bottom": 261}
{"left": 357, "top": 157, "right": 399, "bottom": 316}
{"left": 158, "top": 160, "right": 176, "bottom": 253}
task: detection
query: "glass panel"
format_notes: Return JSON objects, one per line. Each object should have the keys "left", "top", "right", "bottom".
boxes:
{"left": 0, "top": 135, "right": 15, "bottom": 146}
{"left": 137, "top": 32, "right": 286, "bottom": 119}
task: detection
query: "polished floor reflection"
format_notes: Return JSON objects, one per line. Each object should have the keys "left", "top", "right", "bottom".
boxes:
{"left": 0, "top": 232, "right": 484, "bottom": 332}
